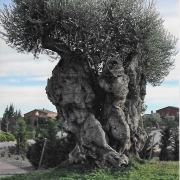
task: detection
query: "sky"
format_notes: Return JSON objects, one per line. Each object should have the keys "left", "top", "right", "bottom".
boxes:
{"left": 0, "top": 0, "right": 179, "bottom": 117}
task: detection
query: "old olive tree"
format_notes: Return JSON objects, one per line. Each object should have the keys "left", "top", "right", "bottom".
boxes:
{"left": 0, "top": 0, "right": 177, "bottom": 168}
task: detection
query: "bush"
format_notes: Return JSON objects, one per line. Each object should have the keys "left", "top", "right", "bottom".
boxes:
{"left": 27, "top": 129, "right": 36, "bottom": 139}
{"left": 5, "top": 132, "right": 16, "bottom": 141}
{"left": 0, "top": 133, "right": 7, "bottom": 142}
{"left": 0, "top": 130, "right": 15, "bottom": 142}
{"left": 26, "top": 119, "right": 76, "bottom": 169}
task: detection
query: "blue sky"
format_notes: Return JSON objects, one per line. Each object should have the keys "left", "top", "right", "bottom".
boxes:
{"left": 0, "top": 0, "right": 179, "bottom": 117}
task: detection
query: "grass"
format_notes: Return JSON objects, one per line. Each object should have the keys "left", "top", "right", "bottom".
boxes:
{"left": 1, "top": 159, "right": 179, "bottom": 180}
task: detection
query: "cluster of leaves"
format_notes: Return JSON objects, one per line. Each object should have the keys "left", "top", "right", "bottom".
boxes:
{"left": 0, "top": 0, "right": 177, "bottom": 85}
{"left": 0, "top": 104, "right": 22, "bottom": 134}
{"left": 0, "top": 130, "right": 15, "bottom": 142}
{"left": 1, "top": 159, "right": 179, "bottom": 180}
{"left": 26, "top": 119, "right": 76, "bottom": 169}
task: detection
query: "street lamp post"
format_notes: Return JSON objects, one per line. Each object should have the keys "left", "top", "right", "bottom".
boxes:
{"left": 35, "top": 111, "right": 39, "bottom": 127}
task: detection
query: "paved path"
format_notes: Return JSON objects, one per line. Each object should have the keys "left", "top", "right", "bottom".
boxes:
{"left": 0, "top": 141, "right": 16, "bottom": 148}
{"left": 0, "top": 161, "right": 27, "bottom": 177}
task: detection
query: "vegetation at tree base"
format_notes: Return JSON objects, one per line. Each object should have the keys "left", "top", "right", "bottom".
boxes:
{"left": 1, "top": 104, "right": 22, "bottom": 134}
{"left": 1, "top": 159, "right": 179, "bottom": 180}
{"left": 27, "top": 119, "right": 76, "bottom": 169}
{"left": 15, "top": 118, "right": 28, "bottom": 154}
{"left": 0, "top": 130, "right": 15, "bottom": 142}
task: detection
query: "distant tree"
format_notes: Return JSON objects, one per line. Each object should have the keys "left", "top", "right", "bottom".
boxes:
{"left": 159, "top": 115, "right": 179, "bottom": 161}
{"left": 143, "top": 113, "right": 161, "bottom": 132}
{"left": 159, "top": 127, "right": 171, "bottom": 161}
{"left": 169, "top": 126, "right": 179, "bottom": 161}
{"left": 15, "top": 118, "right": 28, "bottom": 154}
{"left": 1, "top": 104, "right": 22, "bottom": 134}
{"left": 163, "top": 115, "right": 178, "bottom": 129}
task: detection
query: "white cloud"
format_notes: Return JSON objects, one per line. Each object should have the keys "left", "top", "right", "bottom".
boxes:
{"left": 0, "top": 53, "right": 58, "bottom": 77}
{"left": 0, "top": 38, "right": 59, "bottom": 77}
{"left": 163, "top": 16, "right": 179, "bottom": 39}
{"left": 27, "top": 76, "right": 50, "bottom": 81}
{"left": 164, "top": 53, "right": 180, "bottom": 81}
{"left": 0, "top": 85, "right": 56, "bottom": 116}
{"left": 145, "top": 84, "right": 179, "bottom": 104}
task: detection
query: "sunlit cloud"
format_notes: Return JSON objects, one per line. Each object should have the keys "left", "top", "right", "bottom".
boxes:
{"left": 0, "top": 85, "right": 56, "bottom": 116}
{"left": 145, "top": 84, "right": 179, "bottom": 104}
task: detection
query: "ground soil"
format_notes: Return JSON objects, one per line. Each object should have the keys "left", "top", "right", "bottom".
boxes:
{"left": 0, "top": 145, "right": 35, "bottom": 172}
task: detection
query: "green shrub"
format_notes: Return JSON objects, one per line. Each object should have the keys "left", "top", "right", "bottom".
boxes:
{"left": 4, "top": 132, "right": 16, "bottom": 141}
{"left": 27, "top": 129, "right": 36, "bottom": 139}
{"left": 26, "top": 119, "right": 76, "bottom": 169}
{"left": 0, "top": 133, "right": 7, "bottom": 142}
{"left": 0, "top": 130, "right": 15, "bottom": 142}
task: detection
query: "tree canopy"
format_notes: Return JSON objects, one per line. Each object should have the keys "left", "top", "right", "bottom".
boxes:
{"left": 0, "top": 0, "right": 177, "bottom": 85}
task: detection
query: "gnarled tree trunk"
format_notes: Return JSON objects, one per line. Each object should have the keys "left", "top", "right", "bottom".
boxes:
{"left": 46, "top": 52, "right": 147, "bottom": 168}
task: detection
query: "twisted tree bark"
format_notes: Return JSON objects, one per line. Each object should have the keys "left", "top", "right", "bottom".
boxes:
{"left": 46, "top": 52, "right": 147, "bottom": 168}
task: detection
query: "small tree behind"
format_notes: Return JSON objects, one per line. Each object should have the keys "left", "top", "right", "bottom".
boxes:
{"left": 159, "top": 127, "right": 171, "bottom": 161}
{"left": 15, "top": 118, "right": 28, "bottom": 154}
{"left": 27, "top": 119, "right": 76, "bottom": 169}
{"left": 170, "top": 126, "right": 179, "bottom": 161}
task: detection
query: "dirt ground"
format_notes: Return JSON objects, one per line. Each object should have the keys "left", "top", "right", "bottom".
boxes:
{"left": 0, "top": 145, "right": 35, "bottom": 172}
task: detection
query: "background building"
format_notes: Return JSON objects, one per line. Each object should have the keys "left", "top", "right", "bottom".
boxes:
{"left": 156, "top": 106, "right": 179, "bottom": 118}
{"left": 24, "top": 108, "right": 57, "bottom": 120}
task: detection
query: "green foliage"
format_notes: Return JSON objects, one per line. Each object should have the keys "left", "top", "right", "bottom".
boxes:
{"left": 26, "top": 119, "right": 76, "bottom": 169}
{"left": 0, "top": 130, "right": 15, "bottom": 142}
{"left": 15, "top": 118, "right": 28, "bottom": 154}
{"left": 169, "top": 126, "right": 179, "bottom": 161}
{"left": 163, "top": 115, "right": 178, "bottom": 129}
{"left": 0, "top": 0, "right": 177, "bottom": 85}
{"left": 158, "top": 115, "right": 179, "bottom": 161}
{"left": 143, "top": 113, "right": 161, "bottom": 131}
{"left": 159, "top": 127, "right": 171, "bottom": 161}
{"left": 0, "top": 132, "right": 7, "bottom": 142}
{"left": 1, "top": 160, "right": 179, "bottom": 180}
{"left": 4, "top": 132, "right": 16, "bottom": 141}
{"left": 27, "top": 129, "right": 36, "bottom": 139}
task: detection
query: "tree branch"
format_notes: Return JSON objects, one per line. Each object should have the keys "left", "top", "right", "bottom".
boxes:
{"left": 42, "top": 35, "right": 72, "bottom": 58}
